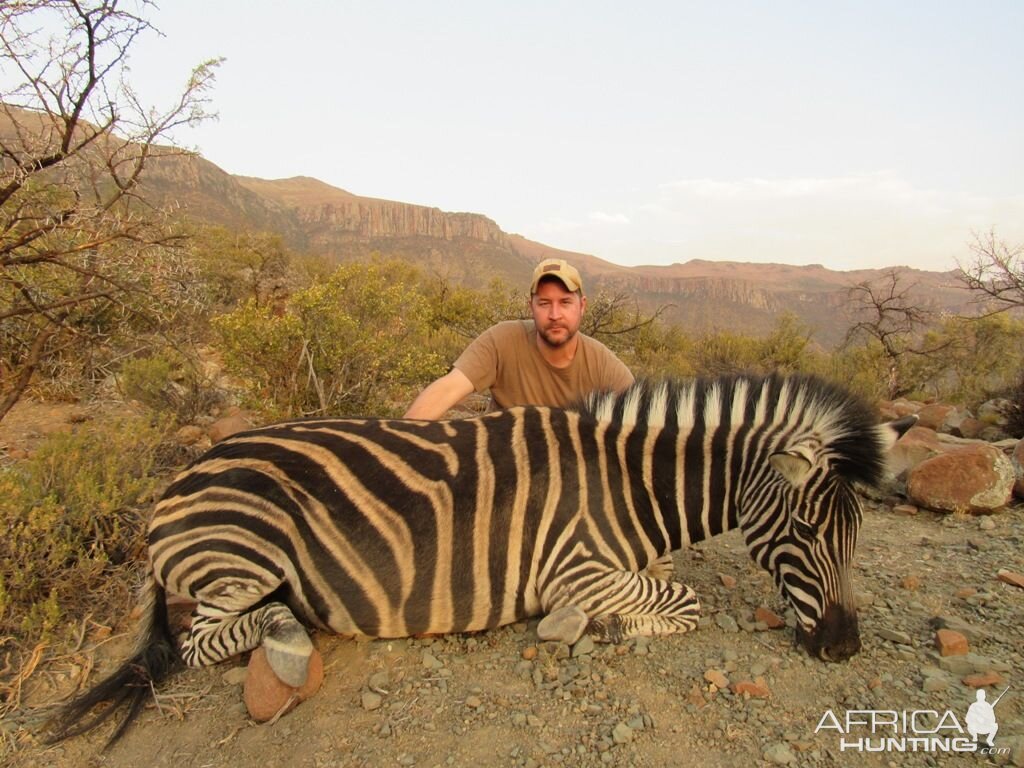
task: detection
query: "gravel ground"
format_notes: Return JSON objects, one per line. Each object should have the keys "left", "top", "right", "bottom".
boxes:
{"left": 7, "top": 499, "right": 1024, "bottom": 768}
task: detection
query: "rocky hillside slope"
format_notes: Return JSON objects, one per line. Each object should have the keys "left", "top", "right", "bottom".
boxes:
{"left": 138, "top": 154, "right": 970, "bottom": 347}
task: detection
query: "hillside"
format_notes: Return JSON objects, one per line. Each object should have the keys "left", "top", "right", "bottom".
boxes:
{"left": 0, "top": 103, "right": 972, "bottom": 346}
{"left": 137, "top": 153, "right": 967, "bottom": 347}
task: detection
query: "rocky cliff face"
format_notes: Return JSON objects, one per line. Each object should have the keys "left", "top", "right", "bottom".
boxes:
{"left": 607, "top": 275, "right": 780, "bottom": 312}
{"left": 296, "top": 200, "right": 511, "bottom": 245}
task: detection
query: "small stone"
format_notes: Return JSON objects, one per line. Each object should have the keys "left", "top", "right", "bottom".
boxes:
{"left": 997, "top": 569, "right": 1024, "bottom": 589}
{"left": 521, "top": 645, "right": 538, "bottom": 661}
{"left": 421, "top": 651, "right": 444, "bottom": 670}
{"left": 936, "top": 656, "right": 975, "bottom": 675}
{"left": 465, "top": 695, "right": 483, "bottom": 709}
{"left": 703, "top": 669, "right": 730, "bottom": 689}
{"left": 361, "top": 691, "right": 383, "bottom": 711}
{"left": 243, "top": 647, "right": 324, "bottom": 723}
{"left": 954, "top": 587, "right": 978, "bottom": 599}
{"left": 963, "top": 671, "right": 1006, "bottom": 688}
{"left": 754, "top": 607, "right": 786, "bottom": 629}
{"left": 979, "top": 517, "right": 997, "bottom": 531}
{"left": 572, "top": 635, "right": 595, "bottom": 657}
{"left": 868, "top": 677, "right": 882, "bottom": 690}
{"left": 729, "top": 679, "right": 771, "bottom": 698}
{"left": 935, "top": 628, "right": 969, "bottom": 656}
{"left": 686, "top": 684, "right": 706, "bottom": 708}
{"left": 714, "top": 613, "right": 739, "bottom": 633}
{"left": 900, "top": 575, "right": 921, "bottom": 591}
{"left": 207, "top": 413, "right": 252, "bottom": 443}
{"left": 763, "top": 742, "right": 796, "bottom": 765}
{"left": 368, "top": 670, "right": 390, "bottom": 691}
{"left": 222, "top": 666, "right": 248, "bottom": 686}
{"left": 893, "top": 504, "right": 919, "bottom": 516}
{"left": 718, "top": 573, "right": 737, "bottom": 589}
{"left": 611, "top": 722, "right": 633, "bottom": 745}
{"left": 922, "top": 677, "right": 949, "bottom": 693}
{"left": 930, "top": 615, "right": 986, "bottom": 643}
{"left": 878, "top": 628, "right": 913, "bottom": 645}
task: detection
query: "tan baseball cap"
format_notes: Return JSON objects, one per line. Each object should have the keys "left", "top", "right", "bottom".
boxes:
{"left": 530, "top": 258, "right": 583, "bottom": 294}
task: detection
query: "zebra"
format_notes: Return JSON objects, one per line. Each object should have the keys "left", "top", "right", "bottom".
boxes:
{"left": 48, "top": 372, "right": 914, "bottom": 743}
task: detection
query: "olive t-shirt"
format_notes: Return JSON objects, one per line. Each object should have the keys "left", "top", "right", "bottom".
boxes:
{"left": 453, "top": 320, "right": 634, "bottom": 409}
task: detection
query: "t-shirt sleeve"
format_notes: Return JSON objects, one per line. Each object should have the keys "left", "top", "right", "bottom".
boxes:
{"left": 452, "top": 327, "right": 500, "bottom": 392}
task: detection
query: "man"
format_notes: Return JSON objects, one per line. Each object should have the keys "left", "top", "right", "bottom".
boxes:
{"left": 404, "top": 258, "right": 634, "bottom": 419}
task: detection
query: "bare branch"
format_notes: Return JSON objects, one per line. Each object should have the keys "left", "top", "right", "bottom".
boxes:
{"left": 1, "top": 0, "right": 219, "bottom": 420}
{"left": 955, "top": 229, "right": 1024, "bottom": 317}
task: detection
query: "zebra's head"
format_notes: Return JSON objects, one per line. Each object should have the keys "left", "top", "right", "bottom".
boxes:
{"left": 752, "top": 410, "right": 916, "bottom": 662}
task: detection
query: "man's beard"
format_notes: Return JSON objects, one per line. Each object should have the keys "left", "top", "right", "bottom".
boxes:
{"left": 537, "top": 324, "right": 576, "bottom": 348}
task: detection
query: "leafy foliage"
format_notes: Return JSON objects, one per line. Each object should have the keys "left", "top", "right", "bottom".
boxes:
{"left": 214, "top": 260, "right": 446, "bottom": 417}
{"left": 0, "top": 417, "right": 168, "bottom": 642}
{"left": 120, "top": 350, "right": 222, "bottom": 424}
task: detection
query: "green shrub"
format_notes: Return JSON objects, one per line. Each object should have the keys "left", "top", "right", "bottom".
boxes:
{"left": 0, "top": 417, "right": 168, "bottom": 643}
{"left": 214, "top": 259, "right": 446, "bottom": 418}
{"left": 120, "top": 350, "right": 222, "bottom": 424}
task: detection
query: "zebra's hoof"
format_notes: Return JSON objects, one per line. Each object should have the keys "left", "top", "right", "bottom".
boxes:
{"left": 264, "top": 623, "right": 315, "bottom": 687}
{"left": 244, "top": 647, "right": 324, "bottom": 723}
{"left": 537, "top": 605, "right": 588, "bottom": 645}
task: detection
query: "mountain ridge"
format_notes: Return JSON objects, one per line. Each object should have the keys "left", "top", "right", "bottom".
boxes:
{"left": 134, "top": 153, "right": 971, "bottom": 347}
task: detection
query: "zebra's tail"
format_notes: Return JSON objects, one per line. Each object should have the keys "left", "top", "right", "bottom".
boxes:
{"left": 44, "top": 574, "right": 181, "bottom": 747}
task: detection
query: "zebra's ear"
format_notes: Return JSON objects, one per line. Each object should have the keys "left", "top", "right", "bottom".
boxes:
{"left": 770, "top": 451, "right": 813, "bottom": 487}
{"left": 876, "top": 415, "right": 918, "bottom": 452}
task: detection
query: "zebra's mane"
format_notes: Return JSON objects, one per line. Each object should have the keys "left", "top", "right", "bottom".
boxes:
{"left": 570, "top": 373, "right": 886, "bottom": 488}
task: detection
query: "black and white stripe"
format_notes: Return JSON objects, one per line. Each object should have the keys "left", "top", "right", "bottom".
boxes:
{"left": 49, "top": 372, "right": 913, "bottom": 742}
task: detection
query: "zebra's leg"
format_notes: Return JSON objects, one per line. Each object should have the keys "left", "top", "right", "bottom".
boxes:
{"left": 555, "top": 570, "right": 701, "bottom": 644}
{"left": 181, "top": 601, "right": 314, "bottom": 687}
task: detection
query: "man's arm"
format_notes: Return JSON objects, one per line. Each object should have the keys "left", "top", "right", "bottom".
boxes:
{"left": 403, "top": 368, "right": 476, "bottom": 420}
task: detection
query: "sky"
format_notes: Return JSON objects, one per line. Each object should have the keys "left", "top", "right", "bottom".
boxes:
{"left": 121, "top": 2, "right": 1024, "bottom": 271}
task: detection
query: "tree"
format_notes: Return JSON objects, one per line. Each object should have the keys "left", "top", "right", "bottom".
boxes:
{"left": 841, "top": 268, "right": 937, "bottom": 399}
{"left": 0, "top": 0, "right": 219, "bottom": 421}
{"left": 956, "top": 229, "right": 1024, "bottom": 317}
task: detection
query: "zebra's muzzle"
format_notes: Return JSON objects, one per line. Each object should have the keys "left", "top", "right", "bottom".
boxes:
{"left": 796, "top": 603, "right": 861, "bottom": 662}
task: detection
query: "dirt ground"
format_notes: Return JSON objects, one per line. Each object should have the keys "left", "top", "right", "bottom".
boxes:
{"left": 3, "top": 498, "right": 1022, "bottom": 768}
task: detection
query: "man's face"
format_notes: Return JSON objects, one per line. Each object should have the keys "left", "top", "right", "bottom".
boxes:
{"left": 530, "top": 279, "right": 586, "bottom": 348}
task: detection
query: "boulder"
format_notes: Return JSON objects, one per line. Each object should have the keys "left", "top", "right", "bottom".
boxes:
{"left": 886, "top": 426, "right": 945, "bottom": 478}
{"left": 876, "top": 402, "right": 900, "bottom": 421}
{"left": 907, "top": 444, "right": 1016, "bottom": 514}
{"left": 1014, "top": 439, "right": 1024, "bottom": 499}
{"left": 954, "top": 417, "right": 987, "bottom": 440}
{"left": 890, "top": 399, "right": 922, "bottom": 418}
{"left": 915, "top": 404, "right": 955, "bottom": 432}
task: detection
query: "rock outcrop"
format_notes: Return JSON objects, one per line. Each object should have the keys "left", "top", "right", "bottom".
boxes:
{"left": 880, "top": 396, "right": 1022, "bottom": 514}
{"left": 906, "top": 444, "right": 1016, "bottom": 514}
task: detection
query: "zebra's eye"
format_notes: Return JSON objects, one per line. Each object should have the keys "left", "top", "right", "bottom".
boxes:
{"left": 792, "top": 517, "right": 818, "bottom": 537}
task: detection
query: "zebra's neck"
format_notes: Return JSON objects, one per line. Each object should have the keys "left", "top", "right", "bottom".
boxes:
{"left": 579, "top": 377, "right": 792, "bottom": 553}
